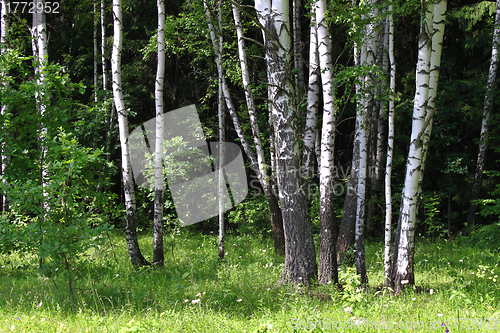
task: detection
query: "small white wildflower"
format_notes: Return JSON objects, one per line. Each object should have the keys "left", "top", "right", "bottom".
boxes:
{"left": 36, "top": 301, "right": 43, "bottom": 308}
{"left": 10, "top": 325, "right": 14, "bottom": 330}
{"left": 263, "top": 250, "right": 266, "bottom": 252}
{"left": 191, "top": 299, "right": 201, "bottom": 304}
{"left": 459, "top": 259, "right": 463, "bottom": 263}
{"left": 225, "top": 252, "right": 228, "bottom": 256}
{"left": 1, "top": 265, "right": 5, "bottom": 268}
{"left": 402, "top": 280, "right": 409, "bottom": 285}
{"left": 471, "top": 272, "right": 475, "bottom": 274}
{"left": 438, "top": 314, "right": 443, "bottom": 317}
{"left": 202, "top": 292, "right": 206, "bottom": 295}
{"left": 55, "top": 268, "right": 58, "bottom": 271}
{"left": 253, "top": 251, "right": 256, "bottom": 253}
{"left": 269, "top": 263, "right": 273, "bottom": 267}
{"left": 183, "top": 299, "right": 189, "bottom": 303}
{"left": 266, "top": 288, "right": 271, "bottom": 291}
{"left": 424, "top": 259, "right": 428, "bottom": 262}
{"left": 429, "top": 289, "right": 434, "bottom": 295}
{"left": 238, "top": 256, "right": 242, "bottom": 259}
{"left": 115, "top": 274, "right": 119, "bottom": 277}
{"left": 210, "top": 231, "right": 213, "bottom": 233}
{"left": 412, "top": 297, "right": 416, "bottom": 301}
{"left": 236, "top": 299, "right": 242, "bottom": 302}
{"left": 41, "top": 318, "right": 46, "bottom": 323}
{"left": 343, "top": 306, "right": 353, "bottom": 313}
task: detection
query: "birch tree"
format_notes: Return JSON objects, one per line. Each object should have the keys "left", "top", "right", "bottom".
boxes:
{"left": 217, "top": 0, "right": 225, "bottom": 260}
{"left": 93, "top": 2, "right": 98, "bottom": 103}
{"left": 392, "top": 0, "right": 446, "bottom": 292}
{"left": 32, "top": 0, "right": 49, "bottom": 225}
{"left": 231, "top": 1, "right": 285, "bottom": 255}
{"left": 315, "top": 0, "right": 339, "bottom": 285}
{"left": 384, "top": 5, "right": 395, "bottom": 287}
{"left": 1, "top": 0, "right": 9, "bottom": 212}
{"left": 112, "top": 0, "right": 149, "bottom": 268}
{"left": 152, "top": 0, "right": 165, "bottom": 267}
{"left": 467, "top": 0, "right": 500, "bottom": 227}
{"left": 302, "top": 14, "right": 319, "bottom": 181}
{"left": 355, "top": 0, "right": 379, "bottom": 284}
{"left": 255, "top": 0, "right": 317, "bottom": 285}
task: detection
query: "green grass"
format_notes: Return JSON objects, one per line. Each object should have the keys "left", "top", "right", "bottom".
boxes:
{"left": 0, "top": 230, "right": 499, "bottom": 332}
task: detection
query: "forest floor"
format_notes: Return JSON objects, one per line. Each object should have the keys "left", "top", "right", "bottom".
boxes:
{"left": 0, "top": 230, "right": 498, "bottom": 332}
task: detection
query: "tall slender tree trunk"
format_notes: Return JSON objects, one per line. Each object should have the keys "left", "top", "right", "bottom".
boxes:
{"left": 366, "top": 16, "right": 388, "bottom": 238}
{"left": 112, "top": 0, "right": 148, "bottom": 268}
{"left": 391, "top": 1, "right": 439, "bottom": 293}
{"left": 315, "top": 0, "right": 339, "bottom": 285}
{"left": 231, "top": 1, "right": 284, "bottom": 255}
{"left": 384, "top": 5, "right": 396, "bottom": 287}
{"left": 302, "top": 14, "right": 319, "bottom": 180}
{"left": 255, "top": 0, "right": 317, "bottom": 286}
{"left": 152, "top": 0, "right": 165, "bottom": 267}
{"left": 33, "top": 0, "right": 48, "bottom": 217}
{"left": 93, "top": 2, "right": 98, "bottom": 104}
{"left": 101, "top": 0, "right": 108, "bottom": 91}
{"left": 337, "top": 0, "right": 361, "bottom": 266}
{"left": 293, "top": 0, "right": 305, "bottom": 101}
{"left": 1, "top": 0, "right": 9, "bottom": 212}
{"left": 354, "top": 0, "right": 379, "bottom": 285}
{"left": 467, "top": 0, "right": 500, "bottom": 227}
{"left": 217, "top": 0, "right": 225, "bottom": 260}
{"left": 337, "top": 144, "right": 358, "bottom": 264}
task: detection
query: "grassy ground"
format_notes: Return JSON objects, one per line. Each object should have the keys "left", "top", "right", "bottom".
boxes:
{"left": 0, "top": 230, "right": 498, "bottom": 332}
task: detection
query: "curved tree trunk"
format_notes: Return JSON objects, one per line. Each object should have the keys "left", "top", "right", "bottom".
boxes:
{"left": 112, "top": 0, "right": 149, "bottom": 268}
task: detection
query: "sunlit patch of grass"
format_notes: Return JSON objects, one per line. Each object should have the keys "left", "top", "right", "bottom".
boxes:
{"left": 0, "top": 231, "right": 498, "bottom": 332}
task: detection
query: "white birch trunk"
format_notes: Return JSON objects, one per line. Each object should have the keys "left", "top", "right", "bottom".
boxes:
{"left": 1, "top": 0, "right": 9, "bottom": 212}
{"left": 392, "top": 2, "right": 434, "bottom": 292}
{"left": 355, "top": 0, "right": 379, "bottom": 284}
{"left": 232, "top": 1, "right": 285, "bottom": 254}
{"left": 203, "top": 1, "right": 258, "bottom": 171}
{"left": 152, "top": 0, "right": 165, "bottom": 267}
{"left": 217, "top": 0, "right": 225, "bottom": 260}
{"left": 315, "top": 0, "right": 339, "bottom": 285}
{"left": 112, "top": 0, "right": 148, "bottom": 268}
{"left": 93, "top": 2, "right": 98, "bottom": 103}
{"left": 468, "top": 0, "right": 497, "bottom": 226}
{"left": 255, "top": 0, "right": 317, "bottom": 286}
{"left": 101, "top": 0, "right": 108, "bottom": 91}
{"left": 420, "top": 0, "right": 447, "bottom": 176}
{"left": 293, "top": 0, "right": 305, "bottom": 93}
{"left": 302, "top": 15, "right": 319, "bottom": 180}
{"left": 384, "top": 5, "right": 396, "bottom": 287}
